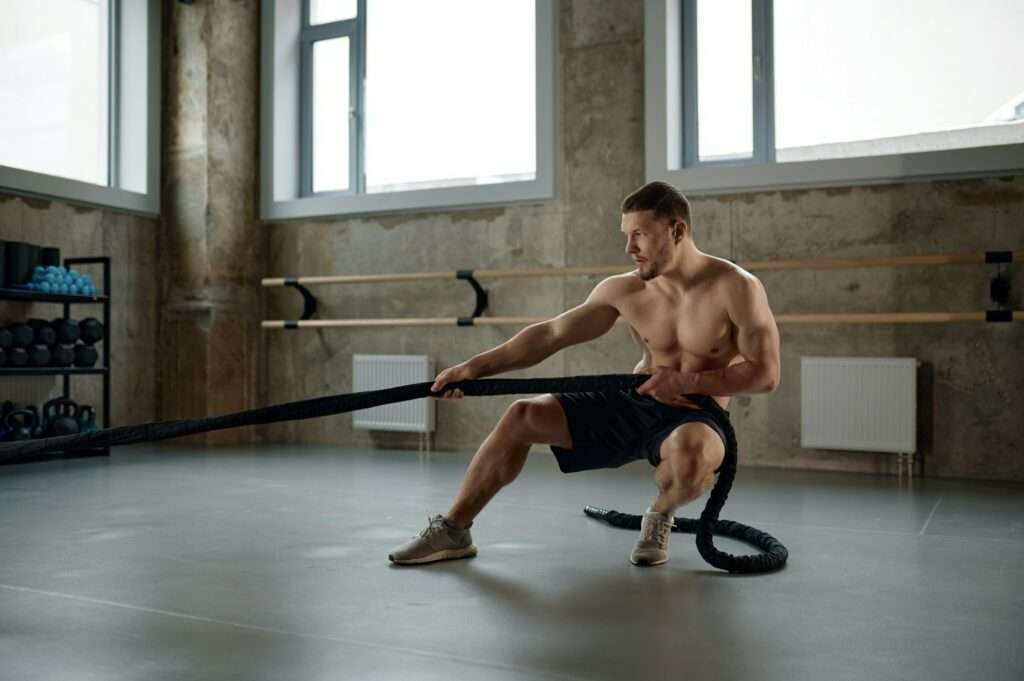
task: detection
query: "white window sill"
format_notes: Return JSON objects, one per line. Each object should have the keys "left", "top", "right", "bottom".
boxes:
{"left": 0, "top": 165, "right": 158, "bottom": 217}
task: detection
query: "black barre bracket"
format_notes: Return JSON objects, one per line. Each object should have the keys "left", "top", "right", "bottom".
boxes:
{"left": 284, "top": 278, "right": 318, "bottom": 323}
{"left": 986, "top": 310, "right": 1012, "bottom": 323}
{"left": 456, "top": 270, "right": 489, "bottom": 323}
{"left": 986, "top": 251, "right": 1013, "bottom": 311}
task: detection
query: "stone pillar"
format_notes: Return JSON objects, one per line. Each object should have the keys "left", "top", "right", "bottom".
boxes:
{"left": 160, "top": 0, "right": 265, "bottom": 444}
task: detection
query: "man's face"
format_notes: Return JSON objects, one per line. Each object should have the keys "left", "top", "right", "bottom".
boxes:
{"left": 621, "top": 210, "right": 676, "bottom": 281}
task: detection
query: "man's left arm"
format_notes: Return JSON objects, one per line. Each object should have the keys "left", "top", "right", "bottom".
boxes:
{"left": 687, "top": 273, "right": 780, "bottom": 395}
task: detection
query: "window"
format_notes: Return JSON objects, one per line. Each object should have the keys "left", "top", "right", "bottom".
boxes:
{"left": 0, "top": 0, "right": 110, "bottom": 185}
{"left": 0, "top": 0, "right": 161, "bottom": 215}
{"left": 773, "top": 0, "right": 1023, "bottom": 160}
{"left": 262, "top": 0, "right": 556, "bottom": 221}
{"left": 645, "top": 0, "right": 1024, "bottom": 194}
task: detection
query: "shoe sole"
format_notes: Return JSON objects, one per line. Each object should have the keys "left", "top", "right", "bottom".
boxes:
{"left": 389, "top": 546, "right": 478, "bottom": 565}
{"left": 630, "top": 556, "right": 668, "bottom": 566}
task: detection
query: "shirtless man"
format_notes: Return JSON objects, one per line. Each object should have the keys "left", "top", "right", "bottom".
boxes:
{"left": 389, "top": 181, "right": 781, "bottom": 567}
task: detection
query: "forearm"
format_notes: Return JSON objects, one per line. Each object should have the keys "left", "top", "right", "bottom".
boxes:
{"left": 688, "top": 360, "right": 778, "bottom": 396}
{"left": 468, "top": 324, "right": 556, "bottom": 378}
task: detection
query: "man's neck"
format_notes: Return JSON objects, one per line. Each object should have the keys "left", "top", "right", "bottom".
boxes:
{"left": 657, "top": 244, "right": 705, "bottom": 291}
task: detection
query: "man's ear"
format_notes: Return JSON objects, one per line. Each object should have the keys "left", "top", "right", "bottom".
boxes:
{"left": 671, "top": 219, "right": 687, "bottom": 242}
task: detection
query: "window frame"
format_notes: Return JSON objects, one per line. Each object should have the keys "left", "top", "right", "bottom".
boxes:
{"left": 0, "top": 0, "right": 161, "bottom": 216}
{"left": 300, "top": 0, "right": 363, "bottom": 196}
{"left": 261, "top": 0, "right": 558, "bottom": 221}
{"left": 645, "top": 0, "right": 1024, "bottom": 196}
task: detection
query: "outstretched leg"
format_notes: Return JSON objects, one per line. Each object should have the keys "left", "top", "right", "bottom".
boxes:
{"left": 389, "top": 395, "right": 571, "bottom": 565}
{"left": 446, "top": 395, "right": 572, "bottom": 527}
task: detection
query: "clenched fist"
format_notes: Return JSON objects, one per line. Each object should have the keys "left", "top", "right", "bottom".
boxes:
{"left": 430, "top": 362, "right": 479, "bottom": 400}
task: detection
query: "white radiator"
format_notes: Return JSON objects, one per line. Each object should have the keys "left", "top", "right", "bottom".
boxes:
{"left": 801, "top": 356, "right": 917, "bottom": 454}
{"left": 352, "top": 354, "right": 436, "bottom": 433}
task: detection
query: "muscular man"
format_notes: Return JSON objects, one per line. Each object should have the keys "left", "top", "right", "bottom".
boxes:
{"left": 389, "top": 181, "right": 781, "bottom": 567}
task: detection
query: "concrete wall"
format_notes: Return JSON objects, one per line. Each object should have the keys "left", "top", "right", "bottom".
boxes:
{"left": 2, "top": 2, "right": 1019, "bottom": 482}
{"left": 159, "top": 0, "right": 265, "bottom": 444}
{"left": 264, "top": 1, "right": 1023, "bottom": 482}
{"left": 0, "top": 192, "right": 159, "bottom": 429}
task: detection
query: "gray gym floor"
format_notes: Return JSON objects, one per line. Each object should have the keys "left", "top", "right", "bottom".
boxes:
{"left": 1, "top": 445, "right": 1021, "bottom": 681}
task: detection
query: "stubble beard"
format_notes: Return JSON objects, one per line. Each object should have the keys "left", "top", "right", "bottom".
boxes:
{"left": 637, "top": 261, "right": 659, "bottom": 281}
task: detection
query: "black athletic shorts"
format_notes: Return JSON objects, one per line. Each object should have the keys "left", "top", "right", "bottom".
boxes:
{"left": 549, "top": 389, "right": 728, "bottom": 474}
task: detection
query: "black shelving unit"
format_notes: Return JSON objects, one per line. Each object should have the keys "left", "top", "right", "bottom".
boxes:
{"left": 0, "top": 256, "right": 111, "bottom": 465}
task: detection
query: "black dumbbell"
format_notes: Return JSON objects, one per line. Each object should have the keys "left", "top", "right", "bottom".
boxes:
{"left": 27, "top": 344, "right": 50, "bottom": 366}
{"left": 51, "top": 318, "right": 80, "bottom": 344}
{"left": 26, "top": 319, "right": 57, "bottom": 346}
{"left": 5, "top": 323, "right": 34, "bottom": 347}
{"left": 50, "top": 344, "right": 74, "bottom": 367}
{"left": 73, "top": 343, "right": 98, "bottom": 368}
{"left": 0, "top": 328, "right": 12, "bottom": 349}
{"left": 80, "top": 317, "right": 104, "bottom": 345}
{"left": 4, "top": 346, "right": 27, "bottom": 367}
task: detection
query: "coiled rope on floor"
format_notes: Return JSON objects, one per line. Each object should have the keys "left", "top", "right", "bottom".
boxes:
{"left": 0, "top": 374, "right": 787, "bottom": 573}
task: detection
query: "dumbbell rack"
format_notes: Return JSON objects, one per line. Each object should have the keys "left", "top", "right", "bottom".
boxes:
{"left": 0, "top": 256, "right": 110, "bottom": 465}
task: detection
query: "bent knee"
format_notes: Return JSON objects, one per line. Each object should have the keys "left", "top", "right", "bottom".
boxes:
{"left": 502, "top": 397, "right": 569, "bottom": 446}
{"left": 663, "top": 424, "right": 709, "bottom": 453}
{"left": 504, "top": 400, "right": 533, "bottom": 426}
{"left": 660, "top": 427, "right": 724, "bottom": 482}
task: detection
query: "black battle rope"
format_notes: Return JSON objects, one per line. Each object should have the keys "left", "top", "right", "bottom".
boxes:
{"left": 0, "top": 374, "right": 787, "bottom": 574}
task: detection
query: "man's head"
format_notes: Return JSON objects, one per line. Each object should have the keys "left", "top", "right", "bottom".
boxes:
{"left": 620, "top": 181, "right": 693, "bottom": 281}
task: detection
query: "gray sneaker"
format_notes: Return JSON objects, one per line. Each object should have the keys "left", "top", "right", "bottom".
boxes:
{"left": 630, "top": 510, "right": 674, "bottom": 566}
{"left": 388, "top": 514, "right": 478, "bottom": 565}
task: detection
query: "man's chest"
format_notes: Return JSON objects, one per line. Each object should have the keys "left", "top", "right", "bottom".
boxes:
{"left": 620, "top": 291, "right": 735, "bottom": 361}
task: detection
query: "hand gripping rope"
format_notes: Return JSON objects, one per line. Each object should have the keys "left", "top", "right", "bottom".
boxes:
{"left": 0, "top": 374, "right": 787, "bottom": 574}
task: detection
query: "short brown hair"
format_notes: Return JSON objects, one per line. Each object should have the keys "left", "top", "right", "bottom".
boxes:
{"left": 621, "top": 181, "right": 691, "bottom": 229}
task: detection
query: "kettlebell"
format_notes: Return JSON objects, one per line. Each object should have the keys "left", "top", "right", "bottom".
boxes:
{"left": 43, "top": 397, "right": 81, "bottom": 437}
{"left": 78, "top": 405, "right": 97, "bottom": 433}
{"left": 5, "top": 409, "right": 38, "bottom": 441}
{"left": 25, "top": 405, "right": 44, "bottom": 438}
{"left": 0, "top": 401, "right": 14, "bottom": 441}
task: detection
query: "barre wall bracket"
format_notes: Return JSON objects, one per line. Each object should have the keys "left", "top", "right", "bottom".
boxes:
{"left": 456, "top": 270, "right": 489, "bottom": 322}
{"left": 284, "top": 279, "right": 318, "bottom": 322}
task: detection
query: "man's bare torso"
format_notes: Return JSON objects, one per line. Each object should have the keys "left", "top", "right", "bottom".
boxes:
{"left": 609, "top": 254, "right": 745, "bottom": 409}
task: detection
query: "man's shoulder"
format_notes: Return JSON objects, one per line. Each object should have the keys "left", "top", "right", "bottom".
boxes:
{"left": 600, "top": 271, "right": 645, "bottom": 295}
{"left": 704, "top": 255, "right": 759, "bottom": 288}
{"left": 584, "top": 272, "right": 643, "bottom": 307}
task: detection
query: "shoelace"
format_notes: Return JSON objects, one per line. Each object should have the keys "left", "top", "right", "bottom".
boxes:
{"left": 641, "top": 516, "right": 673, "bottom": 547}
{"left": 418, "top": 513, "right": 445, "bottom": 539}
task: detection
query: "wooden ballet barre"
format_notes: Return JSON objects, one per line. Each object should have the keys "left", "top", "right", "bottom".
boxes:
{"left": 262, "top": 311, "right": 1023, "bottom": 329}
{"left": 261, "top": 266, "right": 626, "bottom": 287}
{"left": 261, "top": 250, "right": 1020, "bottom": 287}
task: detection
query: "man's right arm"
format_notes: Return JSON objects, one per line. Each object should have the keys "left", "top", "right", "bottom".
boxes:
{"left": 467, "top": 277, "right": 623, "bottom": 378}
